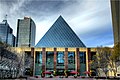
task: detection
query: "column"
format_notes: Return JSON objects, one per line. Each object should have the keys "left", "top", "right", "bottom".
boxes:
{"left": 64, "top": 48, "right": 68, "bottom": 70}
{"left": 42, "top": 48, "right": 46, "bottom": 72}
{"left": 76, "top": 48, "right": 80, "bottom": 72}
{"left": 86, "top": 48, "right": 91, "bottom": 72}
{"left": 31, "top": 47, "right": 34, "bottom": 76}
{"left": 54, "top": 48, "right": 57, "bottom": 71}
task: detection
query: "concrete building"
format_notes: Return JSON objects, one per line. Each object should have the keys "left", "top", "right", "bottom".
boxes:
{"left": 111, "top": 0, "right": 120, "bottom": 76}
{"left": 16, "top": 17, "right": 36, "bottom": 47}
{"left": 0, "top": 20, "right": 15, "bottom": 46}
{"left": 111, "top": 0, "right": 120, "bottom": 44}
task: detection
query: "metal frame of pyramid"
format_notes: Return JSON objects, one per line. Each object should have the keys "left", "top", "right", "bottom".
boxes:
{"left": 36, "top": 16, "right": 86, "bottom": 47}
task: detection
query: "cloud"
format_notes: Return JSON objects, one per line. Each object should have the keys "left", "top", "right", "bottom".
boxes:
{"left": 0, "top": 0, "right": 28, "bottom": 35}
{"left": 0, "top": 0, "right": 114, "bottom": 47}
{"left": 59, "top": 0, "right": 114, "bottom": 47}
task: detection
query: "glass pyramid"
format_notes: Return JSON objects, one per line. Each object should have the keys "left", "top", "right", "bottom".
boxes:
{"left": 36, "top": 16, "right": 86, "bottom": 47}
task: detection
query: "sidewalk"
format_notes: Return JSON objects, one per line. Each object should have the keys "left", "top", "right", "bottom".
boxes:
{"left": 27, "top": 76, "right": 107, "bottom": 80}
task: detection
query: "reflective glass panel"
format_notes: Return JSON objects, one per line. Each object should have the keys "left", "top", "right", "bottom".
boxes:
{"left": 35, "top": 51, "right": 42, "bottom": 75}
{"left": 57, "top": 52, "right": 64, "bottom": 64}
{"left": 46, "top": 51, "right": 54, "bottom": 70}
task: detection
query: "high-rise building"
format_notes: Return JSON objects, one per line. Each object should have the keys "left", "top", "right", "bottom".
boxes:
{"left": 0, "top": 20, "right": 15, "bottom": 46}
{"left": 111, "top": 0, "right": 120, "bottom": 45}
{"left": 16, "top": 17, "right": 36, "bottom": 47}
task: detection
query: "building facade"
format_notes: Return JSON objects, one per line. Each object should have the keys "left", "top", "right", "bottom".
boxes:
{"left": 16, "top": 17, "right": 36, "bottom": 47}
{"left": 34, "top": 47, "right": 96, "bottom": 76}
{"left": 13, "top": 16, "right": 118, "bottom": 77}
{"left": 111, "top": 0, "right": 120, "bottom": 44}
{"left": 0, "top": 20, "right": 15, "bottom": 46}
{"left": 14, "top": 47, "right": 96, "bottom": 76}
{"left": 32, "top": 16, "right": 92, "bottom": 76}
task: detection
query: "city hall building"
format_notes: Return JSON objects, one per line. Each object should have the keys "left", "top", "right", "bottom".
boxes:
{"left": 14, "top": 16, "right": 97, "bottom": 76}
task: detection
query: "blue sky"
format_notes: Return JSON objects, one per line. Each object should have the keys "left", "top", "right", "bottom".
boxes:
{"left": 0, "top": 0, "right": 114, "bottom": 47}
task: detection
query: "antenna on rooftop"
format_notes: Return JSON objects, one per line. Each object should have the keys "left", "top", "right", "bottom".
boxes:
{"left": 4, "top": 14, "right": 7, "bottom": 20}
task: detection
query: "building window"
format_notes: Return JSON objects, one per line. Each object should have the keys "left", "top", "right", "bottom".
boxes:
{"left": 35, "top": 51, "right": 42, "bottom": 64}
{"left": 79, "top": 52, "right": 86, "bottom": 76}
{"left": 68, "top": 52, "right": 75, "bottom": 70}
{"left": 46, "top": 51, "right": 54, "bottom": 70}
{"left": 68, "top": 52, "right": 75, "bottom": 64}
{"left": 57, "top": 52, "right": 64, "bottom": 64}
{"left": 35, "top": 51, "right": 42, "bottom": 75}
{"left": 80, "top": 52, "right": 86, "bottom": 63}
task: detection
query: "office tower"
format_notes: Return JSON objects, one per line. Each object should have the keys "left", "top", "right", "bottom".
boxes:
{"left": 7, "top": 34, "right": 16, "bottom": 47}
{"left": 111, "top": 1, "right": 120, "bottom": 45}
{"left": 0, "top": 20, "right": 15, "bottom": 46}
{"left": 16, "top": 17, "right": 36, "bottom": 47}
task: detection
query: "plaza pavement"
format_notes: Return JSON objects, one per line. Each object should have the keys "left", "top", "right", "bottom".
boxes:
{"left": 0, "top": 76, "right": 111, "bottom": 80}
{"left": 27, "top": 76, "right": 107, "bottom": 80}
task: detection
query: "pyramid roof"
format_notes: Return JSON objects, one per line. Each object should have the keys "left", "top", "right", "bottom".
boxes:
{"left": 36, "top": 16, "right": 86, "bottom": 47}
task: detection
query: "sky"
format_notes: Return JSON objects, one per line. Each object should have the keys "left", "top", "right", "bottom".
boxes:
{"left": 0, "top": 0, "right": 114, "bottom": 47}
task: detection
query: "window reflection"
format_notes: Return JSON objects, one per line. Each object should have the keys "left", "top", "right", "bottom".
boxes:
{"left": 46, "top": 52, "right": 54, "bottom": 64}
{"left": 57, "top": 52, "right": 64, "bottom": 64}
{"left": 46, "top": 52, "right": 54, "bottom": 70}
{"left": 35, "top": 51, "right": 42, "bottom": 64}
{"left": 79, "top": 52, "right": 86, "bottom": 76}
{"left": 39, "top": 53, "right": 42, "bottom": 64}
{"left": 68, "top": 52, "right": 75, "bottom": 70}
{"left": 80, "top": 52, "right": 86, "bottom": 63}
{"left": 68, "top": 52, "right": 75, "bottom": 64}
{"left": 35, "top": 51, "right": 42, "bottom": 75}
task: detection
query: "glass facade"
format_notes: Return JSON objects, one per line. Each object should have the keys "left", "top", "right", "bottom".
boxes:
{"left": 68, "top": 52, "right": 75, "bottom": 70}
{"left": 16, "top": 17, "right": 36, "bottom": 47}
{"left": 35, "top": 51, "right": 42, "bottom": 75}
{"left": 7, "top": 34, "right": 13, "bottom": 46}
{"left": 57, "top": 52, "right": 64, "bottom": 64}
{"left": 33, "top": 49, "right": 95, "bottom": 76}
{"left": 36, "top": 16, "right": 85, "bottom": 47}
{"left": 80, "top": 52, "right": 86, "bottom": 76}
{"left": 0, "top": 20, "right": 15, "bottom": 46}
{"left": 46, "top": 52, "right": 54, "bottom": 70}
{"left": 0, "top": 22, "right": 8, "bottom": 43}
{"left": 56, "top": 52, "right": 64, "bottom": 70}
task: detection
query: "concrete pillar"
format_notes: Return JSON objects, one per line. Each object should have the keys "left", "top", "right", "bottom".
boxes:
{"left": 54, "top": 48, "right": 57, "bottom": 71}
{"left": 64, "top": 48, "right": 68, "bottom": 70}
{"left": 42, "top": 48, "right": 46, "bottom": 72}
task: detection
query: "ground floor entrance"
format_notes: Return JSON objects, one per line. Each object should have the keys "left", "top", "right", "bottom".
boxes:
{"left": 34, "top": 48, "right": 94, "bottom": 76}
